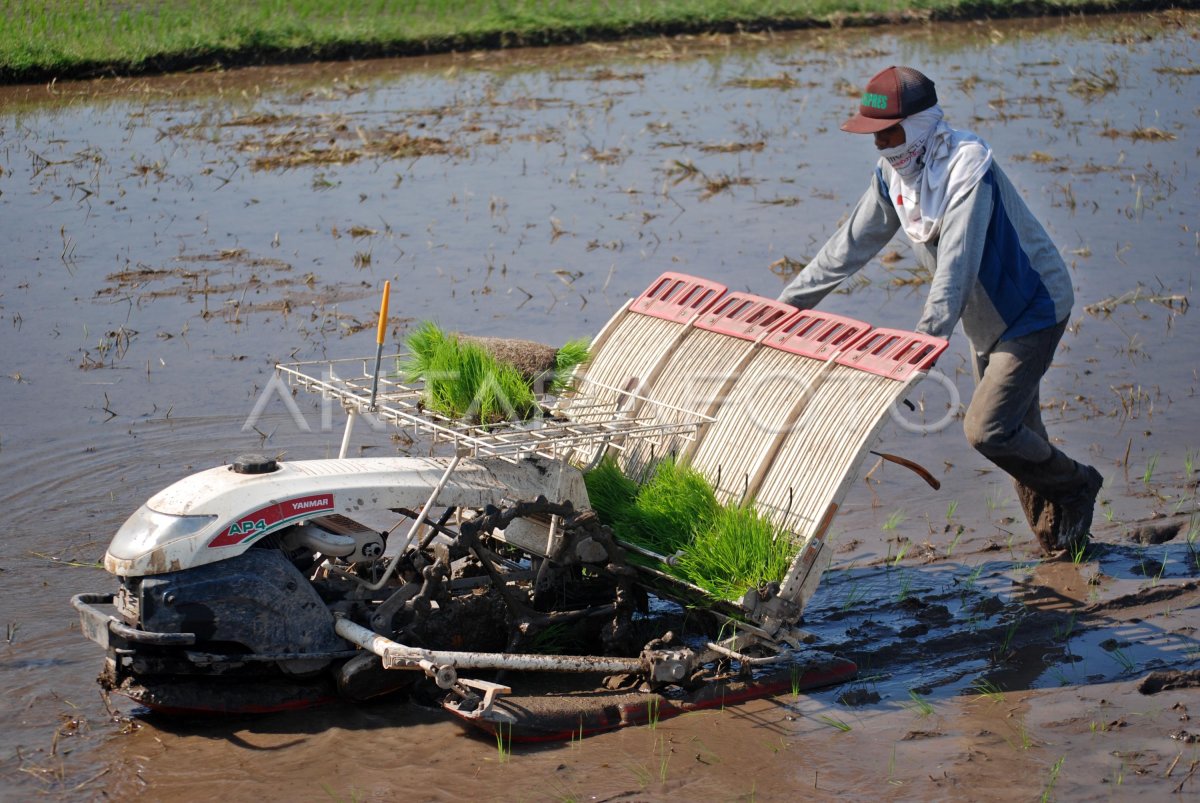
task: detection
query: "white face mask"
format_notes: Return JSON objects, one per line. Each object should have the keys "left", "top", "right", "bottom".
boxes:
{"left": 877, "top": 106, "right": 944, "bottom": 183}
{"left": 879, "top": 137, "right": 927, "bottom": 182}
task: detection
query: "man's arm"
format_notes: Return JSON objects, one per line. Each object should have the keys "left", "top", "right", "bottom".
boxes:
{"left": 913, "top": 173, "right": 993, "bottom": 339}
{"left": 777, "top": 168, "right": 900, "bottom": 310}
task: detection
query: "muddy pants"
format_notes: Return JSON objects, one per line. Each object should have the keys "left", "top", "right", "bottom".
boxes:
{"left": 962, "top": 320, "right": 1094, "bottom": 539}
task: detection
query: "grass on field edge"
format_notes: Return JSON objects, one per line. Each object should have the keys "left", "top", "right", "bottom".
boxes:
{"left": 2, "top": 0, "right": 1195, "bottom": 85}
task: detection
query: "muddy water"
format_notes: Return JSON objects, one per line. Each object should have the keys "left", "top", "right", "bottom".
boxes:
{"left": 2, "top": 12, "right": 1198, "bottom": 800}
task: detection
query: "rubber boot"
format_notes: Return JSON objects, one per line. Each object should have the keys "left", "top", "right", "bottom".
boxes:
{"left": 1014, "top": 480, "right": 1061, "bottom": 555}
{"left": 991, "top": 449, "right": 1102, "bottom": 556}
{"left": 1054, "top": 464, "right": 1103, "bottom": 555}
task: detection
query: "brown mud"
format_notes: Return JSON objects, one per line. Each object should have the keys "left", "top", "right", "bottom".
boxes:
{"left": 1, "top": 11, "right": 1198, "bottom": 801}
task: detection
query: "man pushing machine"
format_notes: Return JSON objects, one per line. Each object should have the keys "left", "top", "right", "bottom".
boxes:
{"left": 775, "top": 65, "right": 1102, "bottom": 556}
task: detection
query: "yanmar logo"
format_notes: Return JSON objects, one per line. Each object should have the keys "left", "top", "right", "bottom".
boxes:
{"left": 208, "top": 493, "right": 335, "bottom": 548}
{"left": 290, "top": 497, "right": 332, "bottom": 512}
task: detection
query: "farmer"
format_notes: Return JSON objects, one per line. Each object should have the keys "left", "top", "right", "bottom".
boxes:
{"left": 776, "top": 65, "right": 1102, "bottom": 556}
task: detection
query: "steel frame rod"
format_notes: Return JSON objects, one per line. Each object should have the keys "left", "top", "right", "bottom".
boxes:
{"left": 334, "top": 616, "right": 645, "bottom": 675}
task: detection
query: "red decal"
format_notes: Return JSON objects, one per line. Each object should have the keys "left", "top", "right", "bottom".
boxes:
{"left": 208, "top": 494, "right": 335, "bottom": 548}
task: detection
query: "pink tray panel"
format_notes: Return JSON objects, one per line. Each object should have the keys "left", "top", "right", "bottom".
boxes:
{"left": 630, "top": 272, "right": 727, "bottom": 323}
{"left": 693, "top": 292, "right": 799, "bottom": 342}
{"left": 763, "top": 310, "right": 872, "bottom": 360}
{"left": 834, "top": 328, "right": 948, "bottom": 380}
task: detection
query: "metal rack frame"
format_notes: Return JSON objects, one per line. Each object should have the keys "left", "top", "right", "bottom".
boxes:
{"left": 276, "top": 355, "right": 713, "bottom": 465}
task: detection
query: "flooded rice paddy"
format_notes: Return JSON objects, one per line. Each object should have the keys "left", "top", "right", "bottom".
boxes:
{"left": 1, "top": 11, "right": 1198, "bottom": 801}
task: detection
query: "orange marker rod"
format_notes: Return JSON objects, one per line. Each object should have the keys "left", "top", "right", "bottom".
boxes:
{"left": 376, "top": 280, "right": 391, "bottom": 346}
{"left": 368, "top": 281, "right": 391, "bottom": 411}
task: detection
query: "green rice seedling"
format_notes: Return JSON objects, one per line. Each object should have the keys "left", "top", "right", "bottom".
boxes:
{"left": 945, "top": 500, "right": 959, "bottom": 523}
{"left": 1013, "top": 559, "right": 1038, "bottom": 577}
{"left": 1053, "top": 612, "right": 1077, "bottom": 643}
{"left": 481, "top": 363, "right": 537, "bottom": 423}
{"left": 583, "top": 455, "right": 639, "bottom": 526}
{"left": 474, "top": 358, "right": 536, "bottom": 423}
{"left": 690, "top": 737, "right": 721, "bottom": 766}
{"left": 495, "top": 721, "right": 512, "bottom": 764}
{"left": 401, "top": 320, "right": 446, "bottom": 378}
{"left": 550, "top": 338, "right": 590, "bottom": 394}
{"left": 674, "top": 504, "right": 793, "bottom": 600}
{"left": 528, "top": 622, "right": 583, "bottom": 655}
{"left": 1049, "top": 667, "right": 1073, "bottom": 686}
{"left": 1109, "top": 647, "right": 1136, "bottom": 673}
{"left": 946, "top": 525, "right": 964, "bottom": 557}
{"left": 1006, "top": 718, "right": 1032, "bottom": 751}
{"left": 815, "top": 714, "right": 852, "bottom": 732}
{"left": 402, "top": 323, "right": 586, "bottom": 421}
{"left": 985, "top": 486, "right": 1007, "bottom": 517}
{"left": 656, "top": 735, "right": 670, "bottom": 782}
{"left": 1143, "top": 452, "right": 1160, "bottom": 486}
{"left": 402, "top": 323, "right": 537, "bottom": 423}
{"left": 646, "top": 696, "right": 660, "bottom": 729}
{"left": 841, "top": 582, "right": 866, "bottom": 612}
{"left": 997, "top": 617, "right": 1022, "bottom": 657}
{"left": 1041, "top": 756, "right": 1066, "bottom": 802}
{"left": 764, "top": 736, "right": 788, "bottom": 755}
{"left": 882, "top": 509, "right": 906, "bottom": 531}
{"left": 1070, "top": 539, "right": 1089, "bottom": 565}
{"left": 1185, "top": 449, "right": 1196, "bottom": 480}
{"left": 905, "top": 690, "right": 934, "bottom": 718}
{"left": 890, "top": 538, "right": 911, "bottom": 567}
{"left": 896, "top": 571, "right": 913, "bottom": 602}
{"left": 588, "top": 457, "right": 794, "bottom": 601}
{"left": 972, "top": 678, "right": 1005, "bottom": 703}
{"left": 617, "top": 458, "right": 719, "bottom": 555}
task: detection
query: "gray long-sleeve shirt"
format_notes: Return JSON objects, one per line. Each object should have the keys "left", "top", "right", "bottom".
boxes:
{"left": 778, "top": 161, "right": 1074, "bottom": 357}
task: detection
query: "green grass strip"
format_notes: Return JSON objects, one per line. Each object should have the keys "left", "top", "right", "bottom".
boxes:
{"left": 0, "top": 0, "right": 1167, "bottom": 83}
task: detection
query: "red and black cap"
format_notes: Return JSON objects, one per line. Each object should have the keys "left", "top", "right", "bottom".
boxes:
{"left": 841, "top": 66, "right": 937, "bottom": 134}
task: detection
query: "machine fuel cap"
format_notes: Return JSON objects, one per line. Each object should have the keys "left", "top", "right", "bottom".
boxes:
{"left": 230, "top": 454, "right": 279, "bottom": 474}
